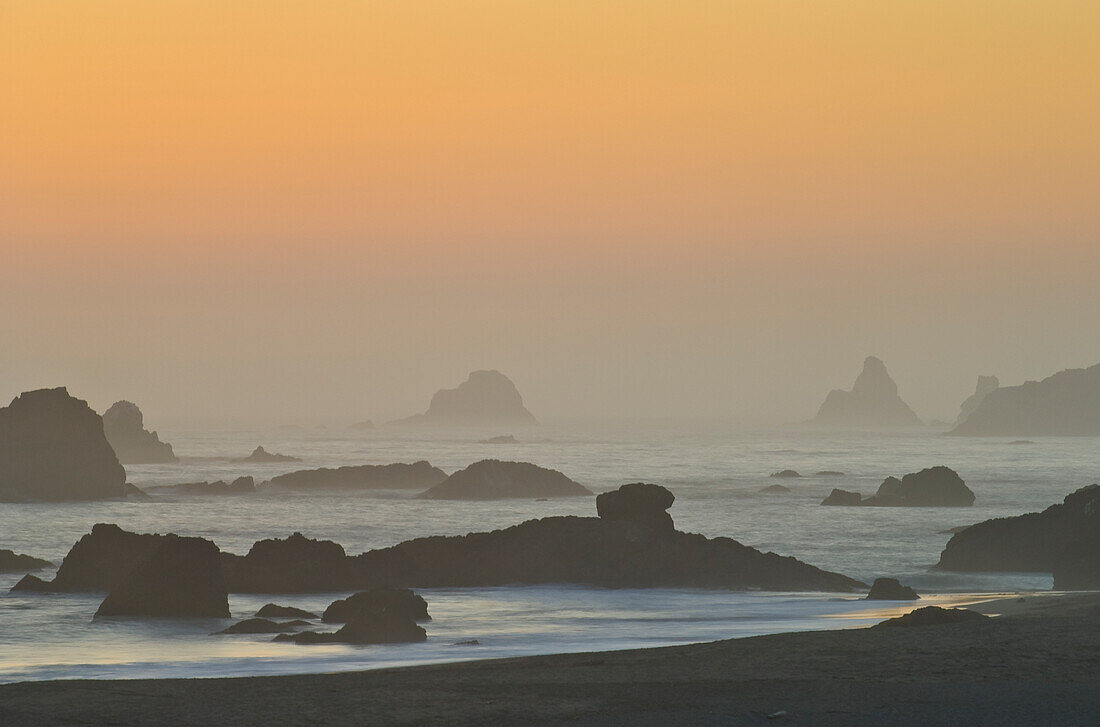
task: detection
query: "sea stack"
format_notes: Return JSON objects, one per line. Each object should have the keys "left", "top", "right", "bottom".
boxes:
{"left": 394, "top": 370, "right": 537, "bottom": 427}
{"left": 954, "top": 376, "right": 999, "bottom": 427}
{"left": 809, "top": 356, "right": 921, "bottom": 428}
{"left": 0, "top": 388, "right": 127, "bottom": 502}
{"left": 102, "top": 400, "right": 178, "bottom": 464}
{"left": 950, "top": 363, "right": 1100, "bottom": 436}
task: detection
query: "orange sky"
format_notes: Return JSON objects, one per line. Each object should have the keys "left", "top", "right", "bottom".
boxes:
{"left": 1, "top": 1, "right": 1099, "bottom": 424}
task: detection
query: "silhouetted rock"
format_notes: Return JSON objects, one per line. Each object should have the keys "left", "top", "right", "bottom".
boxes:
{"left": 770, "top": 470, "right": 802, "bottom": 479}
{"left": 759, "top": 484, "right": 791, "bottom": 494}
{"left": 0, "top": 388, "right": 127, "bottom": 502}
{"left": 809, "top": 357, "right": 922, "bottom": 428}
{"left": 255, "top": 604, "right": 319, "bottom": 620}
{"left": 481, "top": 435, "right": 518, "bottom": 444}
{"left": 815, "top": 471, "right": 845, "bottom": 477}
{"left": 95, "top": 535, "right": 228, "bottom": 618}
{"left": 937, "top": 485, "right": 1100, "bottom": 577}
{"left": 264, "top": 461, "right": 446, "bottom": 491}
{"left": 46, "top": 523, "right": 167, "bottom": 592}
{"left": 11, "top": 574, "right": 54, "bottom": 592}
{"left": 1053, "top": 544, "right": 1100, "bottom": 590}
{"left": 938, "top": 525, "right": 972, "bottom": 535}
{"left": 321, "top": 589, "right": 431, "bottom": 624}
{"left": 151, "top": 477, "right": 255, "bottom": 496}
{"left": 275, "top": 608, "right": 428, "bottom": 645}
{"left": 866, "top": 577, "right": 920, "bottom": 600}
{"left": 349, "top": 420, "right": 375, "bottom": 430}
{"left": 242, "top": 446, "right": 300, "bottom": 463}
{"left": 874, "top": 606, "right": 987, "bottom": 628}
{"left": 221, "top": 532, "right": 354, "bottom": 593}
{"left": 394, "top": 370, "right": 537, "bottom": 426}
{"left": 951, "top": 363, "right": 1100, "bottom": 436}
{"left": 419, "top": 460, "right": 592, "bottom": 500}
{"left": 595, "top": 483, "right": 675, "bottom": 537}
{"left": 955, "top": 375, "right": 999, "bottom": 427}
{"left": 214, "top": 618, "right": 302, "bottom": 635}
{"left": 101, "top": 400, "right": 177, "bottom": 464}
{"left": 123, "top": 483, "right": 150, "bottom": 499}
{"left": 821, "top": 467, "right": 973, "bottom": 507}
{"left": 0, "top": 549, "right": 52, "bottom": 573}
{"left": 821, "top": 489, "right": 862, "bottom": 506}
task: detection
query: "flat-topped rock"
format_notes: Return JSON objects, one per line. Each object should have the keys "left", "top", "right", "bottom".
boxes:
{"left": 95, "top": 535, "right": 228, "bottom": 618}
{"left": 419, "top": 460, "right": 592, "bottom": 500}
{"left": 595, "top": 483, "right": 675, "bottom": 536}
{"left": 866, "top": 577, "right": 920, "bottom": 600}
{"left": 0, "top": 388, "right": 127, "bottom": 502}
{"left": 264, "top": 461, "right": 446, "bottom": 491}
{"left": 951, "top": 363, "right": 1100, "bottom": 436}
{"left": 394, "top": 370, "right": 537, "bottom": 427}
{"left": 808, "top": 356, "right": 922, "bottom": 428}
{"left": 101, "top": 401, "right": 177, "bottom": 464}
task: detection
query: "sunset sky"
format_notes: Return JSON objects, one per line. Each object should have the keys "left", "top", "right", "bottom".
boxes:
{"left": 2, "top": 1, "right": 1099, "bottom": 425}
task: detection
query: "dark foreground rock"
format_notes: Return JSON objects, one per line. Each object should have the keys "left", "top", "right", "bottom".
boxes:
{"left": 866, "top": 578, "right": 920, "bottom": 600}
{"left": 264, "top": 461, "right": 446, "bottom": 491}
{"left": 419, "top": 459, "right": 592, "bottom": 500}
{"left": 808, "top": 356, "right": 922, "bottom": 428}
{"left": 276, "top": 608, "right": 428, "bottom": 645}
{"left": 221, "top": 532, "right": 355, "bottom": 593}
{"left": 951, "top": 362, "right": 1100, "bottom": 436}
{"left": 821, "top": 467, "right": 973, "bottom": 507}
{"left": 595, "top": 483, "right": 675, "bottom": 536}
{"left": 215, "top": 618, "right": 305, "bottom": 635}
{"left": 256, "top": 604, "right": 319, "bottom": 619}
{"left": 11, "top": 574, "right": 54, "bottom": 592}
{"left": 0, "top": 388, "right": 127, "bottom": 502}
{"left": 0, "top": 550, "right": 52, "bottom": 573}
{"left": 95, "top": 535, "right": 229, "bottom": 618}
{"left": 39, "top": 523, "right": 167, "bottom": 592}
{"left": 874, "top": 606, "right": 987, "bottom": 628}
{"left": 243, "top": 446, "right": 300, "bottom": 463}
{"left": 937, "top": 485, "right": 1100, "bottom": 584}
{"left": 101, "top": 400, "right": 177, "bottom": 464}
{"left": 322, "top": 589, "right": 431, "bottom": 624}
{"left": 393, "top": 370, "right": 538, "bottom": 427}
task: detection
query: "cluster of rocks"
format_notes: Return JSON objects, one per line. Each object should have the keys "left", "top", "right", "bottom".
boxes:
{"left": 101, "top": 401, "right": 177, "bottom": 464}
{"left": 936, "top": 484, "right": 1100, "bottom": 588}
{"left": 821, "top": 467, "right": 974, "bottom": 507}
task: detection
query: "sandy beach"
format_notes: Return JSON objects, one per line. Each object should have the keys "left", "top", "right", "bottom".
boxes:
{"left": 2, "top": 591, "right": 1097, "bottom": 726}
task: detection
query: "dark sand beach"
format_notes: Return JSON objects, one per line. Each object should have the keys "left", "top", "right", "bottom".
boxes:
{"left": 2, "top": 592, "right": 1098, "bottom": 726}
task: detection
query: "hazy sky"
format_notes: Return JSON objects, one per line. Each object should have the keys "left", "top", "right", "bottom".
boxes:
{"left": 2, "top": 1, "right": 1099, "bottom": 426}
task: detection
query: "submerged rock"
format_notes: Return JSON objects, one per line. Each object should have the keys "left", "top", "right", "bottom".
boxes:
{"left": 151, "top": 477, "right": 255, "bottom": 496}
{"left": 214, "top": 618, "right": 303, "bottom": 635}
{"left": 95, "top": 535, "right": 229, "bottom": 618}
{"left": 101, "top": 401, "right": 177, "bottom": 464}
{"left": 394, "top": 370, "right": 538, "bottom": 427}
{"left": 874, "top": 606, "right": 987, "bottom": 628}
{"left": 255, "top": 604, "right": 319, "bottom": 620}
{"left": 821, "top": 489, "right": 862, "bottom": 506}
{"left": 242, "top": 446, "right": 300, "bottom": 463}
{"left": 770, "top": 470, "right": 802, "bottom": 479}
{"left": 481, "top": 435, "right": 518, "bottom": 444}
{"left": 0, "top": 549, "right": 52, "bottom": 573}
{"left": 419, "top": 460, "right": 592, "bottom": 500}
{"left": 0, "top": 388, "right": 127, "bottom": 502}
{"left": 808, "top": 356, "right": 922, "bottom": 428}
{"left": 866, "top": 577, "right": 920, "bottom": 600}
{"left": 759, "top": 484, "right": 791, "bottom": 494}
{"left": 321, "top": 589, "right": 431, "bottom": 624}
{"left": 264, "top": 461, "right": 446, "bottom": 492}
{"left": 815, "top": 471, "right": 845, "bottom": 477}
{"left": 951, "top": 363, "right": 1100, "bottom": 436}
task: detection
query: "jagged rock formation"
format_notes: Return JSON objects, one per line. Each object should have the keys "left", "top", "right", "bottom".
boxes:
{"left": 242, "top": 446, "right": 300, "bottom": 463}
{"left": 101, "top": 401, "right": 178, "bottom": 464}
{"left": 874, "top": 606, "right": 987, "bottom": 628}
{"left": 808, "top": 357, "right": 922, "bottom": 428}
{"left": 954, "top": 376, "right": 999, "bottom": 427}
{"left": 394, "top": 370, "right": 537, "bottom": 426}
{"left": 0, "top": 550, "right": 52, "bottom": 573}
{"left": 937, "top": 485, "right": 1100, "bottom": 584}
{"left": 149, "top": 476, "right": 255, "bottom": 495}
{"left": 951, "top": 363, "right": 1100, "bottom": 436}
{"left": 221, "top": 532, "right": 354, "bottom": 593}
{"left": 0, "top": 388, "right": 127, "bottom": 502}
{"left": 820, "top": 467, "right": 974, "bottom": 507}
{"left": 419, "top": 460, "right": 592, "bottom": 500}
{"left": 264, "top": 462, "right": 446, "bottom": 491}
{"left": 94, "top": 535, "right": 228, "bottom": 618}
{"left": 866, "top": 577, "right": 920, "bottom": 600}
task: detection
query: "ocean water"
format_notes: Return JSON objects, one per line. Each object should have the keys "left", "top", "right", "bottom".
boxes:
{"left": 0, "top": 424, "right": 1093, "bottom": 683}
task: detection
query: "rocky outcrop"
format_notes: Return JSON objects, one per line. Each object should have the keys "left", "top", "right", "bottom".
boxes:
{"left": 595, "top": 483, "right": 675, "bottom": 537}
{"left": 770, "top": 470, "right": 802, "bottom": 479}
{"left": 866, "top": 578, "right": 920, "bottom": 600}
{"left": 35, "top": 523, "right": 166, "bottom": 592}
{"left": 808, "top": 357, "right": 922, "bottom": 428}
{"left": 215, "top": 618, "right": 305, "bottom": 635}
{"left": 0, "top": 388, "right": 127, "bottom": 502}
{"left": 264, "top": 462, "right": 446, "bottom": 492}
{"left": 255, "top": 604, "right": 319, "bottom": 619}
{"left": 11, "top": 574, "right": 54, "bottom": 592}
{"left": 394, "top": 370, "right": 537, "bottom": 427}
{"left": 951, "top": 363, "right": 1100, "bottom": 436}
{"left": 221, "top": 532, "right": 355, "bottom": 593}
{"left": 95, "top": 535, "right": 228, "bottom": 618}
{"left": 955, "top": 376, "right": 999, "bottom": 427}
{"left": 419, "top": 460, "right": 592, "bottom": 500}
{"left": 242, "top": 446, "right": 300, "bottom": 463}
{"left": 321, "top": 589, "right": 431, "bottom": 624}
{"left": 874, "top": 606, "right": 987, "bottom": 628}
{"left": 0, "top": 550, "right": 52, "bottom": 573}
{"left": 101, "top": 401, "right": 177, "bottom": 464}
{"left": 150, "top": 476, "right": 255, "bottom": 495}
{"left": 276, "top": 610, "right": 427, "bottom": 645}
{"left": 937, "top": 485, "right": 1100, "bottom": 577}
{"left": 820, "top": 467, "right": 974, "bottom": 507}
{"left": 759, "top": 484, "right": 791, "bottom": 494}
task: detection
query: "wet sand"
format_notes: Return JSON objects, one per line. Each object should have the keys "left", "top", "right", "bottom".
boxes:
{"left": 2, "top": 592, "right": 1098, "bottom": 726}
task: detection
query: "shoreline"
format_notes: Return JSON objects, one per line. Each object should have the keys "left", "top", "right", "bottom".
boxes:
{"left": 2, "top": 590, "right": 1097, "bottom": 726}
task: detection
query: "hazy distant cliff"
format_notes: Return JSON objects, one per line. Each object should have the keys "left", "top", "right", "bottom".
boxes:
{"left": 394, "top": 370, "right": 537, "bottom": 426}
{"left": 954, "top": 375, "right": 999, "bottom": 427}
{"left": 951, "top": 363, "right": 1100, "bottom": 436}
{"left": 808, "top": 356, "right": 922, "bottom": 428}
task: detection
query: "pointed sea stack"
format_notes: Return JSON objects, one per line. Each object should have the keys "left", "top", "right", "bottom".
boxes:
{"left": 809, "top": 357, "right": 921, "bottom": 428}
{"left": 102, "top": 400, "right": 178, "bottom": 464}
